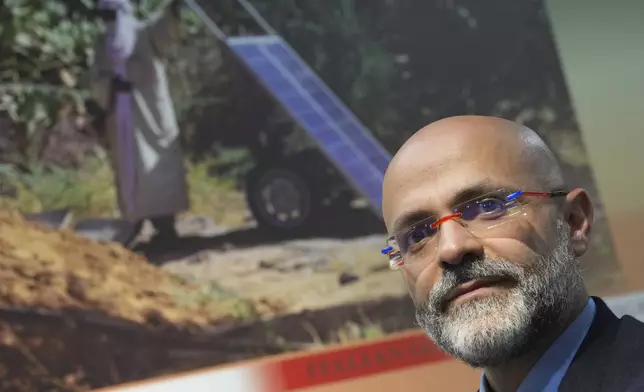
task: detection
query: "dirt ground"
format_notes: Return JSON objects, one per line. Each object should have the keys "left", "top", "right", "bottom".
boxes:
{"left": 0, "top": 206, "right": 416, "bottom": 391}
{"left": 0, "top": 209, "right": 258, "bottom": 328}
{"left": 162, "top": 234, "right": 408, "bottom": 315}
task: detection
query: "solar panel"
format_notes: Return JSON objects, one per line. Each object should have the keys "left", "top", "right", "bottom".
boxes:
{"left": 227, "top": 35, "right": 392, "bottom": 213}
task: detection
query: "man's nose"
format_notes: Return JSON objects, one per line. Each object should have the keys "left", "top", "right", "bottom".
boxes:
{"left": 435, "top": 219, "right": 484, "bottom": 267}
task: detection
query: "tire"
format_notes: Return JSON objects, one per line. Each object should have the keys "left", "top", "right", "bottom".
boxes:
{"left": 245, "top": 166, "right": 318, "bottom": 232}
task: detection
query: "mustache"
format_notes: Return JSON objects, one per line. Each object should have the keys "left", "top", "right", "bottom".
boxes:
{"left": 427, "top": 257, "right": 524, "bottom": 310}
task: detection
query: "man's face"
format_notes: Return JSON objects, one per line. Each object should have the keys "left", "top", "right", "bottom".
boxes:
{"left": 382, "top": 127, "right": 586, "bottom": 367}
{"left": 415, "top": 218, "right": 583, "bottom": 367}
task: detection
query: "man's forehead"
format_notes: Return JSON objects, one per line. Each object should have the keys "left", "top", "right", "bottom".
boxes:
{"left": 382, "top": 121, "right": 529, "bottom": 227}
{"left": 385, "top": 132, "right": 523, "bottom": 190}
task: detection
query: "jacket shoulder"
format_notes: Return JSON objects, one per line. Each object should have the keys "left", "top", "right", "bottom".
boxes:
{"left": 561, "top": 297, "right": 644, "bottom": 391}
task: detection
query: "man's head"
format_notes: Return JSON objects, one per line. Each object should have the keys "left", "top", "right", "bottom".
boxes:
{"left": 382, "top": 115, "right": 593, "bottom": 367}
{"left": 96, "top": 0, "right": 137, "bottom": 62}
{"left": 96, "top": 0, "right": 133, "bottom": 23}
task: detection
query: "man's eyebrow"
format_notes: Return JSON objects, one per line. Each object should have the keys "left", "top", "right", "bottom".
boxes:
{"left": 389, "top": 180, "right": 505, "bottom": 234}
{"left": 449, "top": 181, "right": 502, "bottom": 206}
{"left": 391, "top": 211, "right": 433, "bottom": 235}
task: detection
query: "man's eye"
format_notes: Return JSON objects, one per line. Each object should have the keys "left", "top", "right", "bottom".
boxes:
{"left": 457, "top": 197, "right": 507, "bottom": 220}
{"left": 404, "top": 223, "right": 437, "bottom": 247}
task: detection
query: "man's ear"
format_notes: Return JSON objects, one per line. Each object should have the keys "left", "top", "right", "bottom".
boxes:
{"left": 564, "top": 188, "right": 594, "bottom": 257}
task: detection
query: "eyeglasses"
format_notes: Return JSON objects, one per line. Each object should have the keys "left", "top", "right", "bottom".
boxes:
{"left": 381, "top": 189, "right": 567, "bottom": 271}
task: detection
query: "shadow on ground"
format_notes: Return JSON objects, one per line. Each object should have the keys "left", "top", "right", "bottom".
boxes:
{"left": 134, "top": 205, "right": 386, "bottom": 265}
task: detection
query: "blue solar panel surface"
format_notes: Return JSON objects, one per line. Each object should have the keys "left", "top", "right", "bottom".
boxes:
{"left": 228, "top": 35, "right": 392, "bottom": 212}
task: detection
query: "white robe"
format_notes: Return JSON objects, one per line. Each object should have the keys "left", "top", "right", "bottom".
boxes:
{"left": 90, "top": 4, "right": 189, "bottom": 222}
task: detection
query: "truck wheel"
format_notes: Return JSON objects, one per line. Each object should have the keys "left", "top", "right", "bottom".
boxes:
{"left": 245, "top": 166, "right": 316, "bottom": 231}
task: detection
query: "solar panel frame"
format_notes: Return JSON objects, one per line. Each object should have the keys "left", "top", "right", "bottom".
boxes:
{"left": 227, "top": 35, "right": 391, "bottom": 214}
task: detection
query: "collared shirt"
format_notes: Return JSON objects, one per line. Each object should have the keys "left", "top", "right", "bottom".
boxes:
{"left": 480, "top": 298, "right": 597, "bottom": 392}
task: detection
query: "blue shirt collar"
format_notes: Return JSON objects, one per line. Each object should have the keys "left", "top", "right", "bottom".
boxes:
{"left": 480, "top": 298, "right": 596, "bottom": 392}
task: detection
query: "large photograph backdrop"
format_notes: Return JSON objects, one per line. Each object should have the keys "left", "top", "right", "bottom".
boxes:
{"left": 0, "top": 0, "right": 621, "bottom": 390}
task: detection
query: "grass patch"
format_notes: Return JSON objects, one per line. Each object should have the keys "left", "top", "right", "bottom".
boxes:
{"left": 0, "top": 158, "right": 118, "bottom": 219}
{"left": 166, "top": 279, "right": 261, "bottom": 321}
{"left": 0, "top": 154, "right": 249, "bottom": 228}
{"left": 183, "top": 152, "right": 249, "bottom": 228}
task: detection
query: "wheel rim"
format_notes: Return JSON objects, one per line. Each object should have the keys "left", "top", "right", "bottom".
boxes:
{"left": 254, "top": 169, "right": 311, "bottom": 228}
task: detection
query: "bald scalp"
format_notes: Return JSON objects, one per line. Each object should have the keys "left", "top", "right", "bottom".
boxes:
{"left": 386, "top": 115, "right": 565, "bottom": 187}
{"left": 515, "top": 125, "right": 566, "bottom": 189}
{"left": 382, "top": 116, "right": 566, "bottom": 223}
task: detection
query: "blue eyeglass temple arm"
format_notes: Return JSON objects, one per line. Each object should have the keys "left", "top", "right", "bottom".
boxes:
{"left": 506, "top": 189, "right": 568, "bottom": 201}
{"left": 506, "top": 190, "right": 523, "bottom": 201}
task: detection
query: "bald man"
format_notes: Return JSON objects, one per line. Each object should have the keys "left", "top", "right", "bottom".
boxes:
{"left": 381, "top": 116, "right": 644, "bottom": 392}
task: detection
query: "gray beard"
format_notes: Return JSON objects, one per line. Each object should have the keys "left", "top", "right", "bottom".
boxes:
{"left": 415, "top": 219, "right": 584, "bottom": 368}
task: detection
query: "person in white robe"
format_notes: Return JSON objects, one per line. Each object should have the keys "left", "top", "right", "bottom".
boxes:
{"left": 90, "top": 0, "right": 189, "bottom": 241}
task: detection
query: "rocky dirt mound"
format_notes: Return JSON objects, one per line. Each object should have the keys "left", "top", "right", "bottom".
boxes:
{"left": 0, "top": 209, "right": 249, "bottom": 328}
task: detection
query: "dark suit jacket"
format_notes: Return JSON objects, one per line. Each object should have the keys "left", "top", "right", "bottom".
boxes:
{"left": 559, "top": 296, "right": 644, "bottom": 391}
{"left": 480, "top": 296, "right": 644, "bottom": 392}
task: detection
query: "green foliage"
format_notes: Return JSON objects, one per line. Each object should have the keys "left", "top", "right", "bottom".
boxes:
{"left": 0, "top": 157, "right": 117, "bottom": 218}
{"left": 0, "top": 154, "right": 249, "bottom": 227}
{"left": 0, "top": 0, "right": 208, "bottom": 159}
{"left": 2, "top": 0, "right": 98, "bottom": 77}
{"left": 185, "top": 154, "right": 248, "bottom": 228}
{"left": 1, "top": 0, "right": 98, "bottom": 139}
